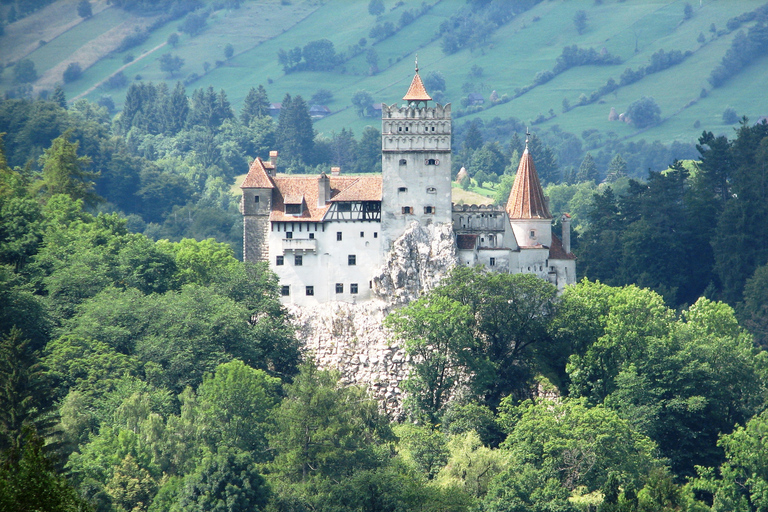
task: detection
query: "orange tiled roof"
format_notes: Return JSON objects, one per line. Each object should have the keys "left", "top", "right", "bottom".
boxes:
{"left": 506, "top": 148, "right": 552, "bottom": 219}
{"left": 241, "top": 157, "right": 275, "bottom": 189}
{"left": 270, "top": 175, "right": 382, "bottom": 222}
{"left": 549, "top": 233, "right": 576, "bottom": 260}
{"left": 329, "top": 176, "right": 382, "bottom": 202}
{"left": 403, "top": 72, "right": 432, "bottom": 102}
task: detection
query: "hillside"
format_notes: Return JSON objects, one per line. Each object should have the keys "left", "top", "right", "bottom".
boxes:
{"left": 1, "top": 0, "right": 767, "bottom": 158}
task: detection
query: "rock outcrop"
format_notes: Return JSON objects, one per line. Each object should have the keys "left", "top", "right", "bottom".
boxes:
{"left": 291, "top": 221, "right": 459, "bottom": 416}
{"left": 372, "top": 222, "right": 458, "bottom": 305}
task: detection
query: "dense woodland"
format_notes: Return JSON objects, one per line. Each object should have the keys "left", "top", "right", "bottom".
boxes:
{"left": 3, "top": 74, "right": 768, "bottom": 511}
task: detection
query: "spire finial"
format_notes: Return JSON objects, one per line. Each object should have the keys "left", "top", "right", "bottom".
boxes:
{"left": 415, "top": 54, "right": 419, "bottom": 74}
{"left": 525, "top": 128, "right": 530, "bottom": 151}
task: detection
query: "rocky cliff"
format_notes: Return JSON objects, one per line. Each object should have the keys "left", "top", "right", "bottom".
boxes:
{"left": 290, "top": 222, "right": 458, "bottom": 416}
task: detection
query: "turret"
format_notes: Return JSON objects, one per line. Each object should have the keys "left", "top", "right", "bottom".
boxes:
{"left": 506, "top": 132, "right": 552, "bottom": 247}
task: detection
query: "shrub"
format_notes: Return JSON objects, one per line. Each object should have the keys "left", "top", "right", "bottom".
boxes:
{"left": 62, "top": 62, "right": 83, "bottom": 83}
{"left": 105, "top": 72, "right": 128, "bottom": 89}
{"left": 722, "top": 106, "right": 739, "bottom": 124}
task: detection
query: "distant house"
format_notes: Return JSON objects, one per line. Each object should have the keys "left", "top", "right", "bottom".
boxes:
{"left": 269, "top": 103, "right": 282, "bottom": 116}
{"left": 309, "top": 105, "right": 331, "bottom": 118}
{"left": 467, "top": 93, "right": 484, "bottom": 106}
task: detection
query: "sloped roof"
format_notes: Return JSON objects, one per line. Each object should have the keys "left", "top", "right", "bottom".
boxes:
{"left": 241, "top": 157, "right": 274, "bottom": 189}
{"left": 270, "top": 176, "right": 382, "bottom": 222}
{"left": 549, "top": 233, "right": 576, "bottom": 260}
{"left": 329, "top": 176, "right": 382, "bottom": 202}
{"left": 506, "top": 148, "right": 552, "bottom": 219}
{"left": 403, "top": 72, "right": 432, "bottom": 102}
{"left": 456, "top": 234, "right": 477, "bottom": 250}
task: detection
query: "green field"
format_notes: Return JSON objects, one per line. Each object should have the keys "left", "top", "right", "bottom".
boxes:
{"left": 2, "top": 0, "right": 767, "bottom": 149}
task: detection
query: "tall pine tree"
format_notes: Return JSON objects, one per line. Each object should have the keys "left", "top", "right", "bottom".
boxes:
{"left": 241, "top": 85, "right": 271, "bottom": 126}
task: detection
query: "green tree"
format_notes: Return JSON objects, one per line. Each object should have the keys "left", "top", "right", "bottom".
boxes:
{"left": 13, "top": 60, "right": 37, "bottom": 84}
{"left": 434, "top": 267, "right": 560, "bottom": 408}
{"left": 32, "top": 131, "right": 100, "bottom": 206}
{"left": 301, "top": 39, "right": 337, "bottom": 71}
{"left": 606, "top": 154, "right": 627, "bottom": 183}
{"left": 275, "top": 94, "right": 314, "bottom": 164}
{"left": 0, "top": 428, "right": 90, "bottom": 512}
{"left": 240, "top": 85, "right": 270, "bottom": 125}
{"left": 386, "top": 295, "right": 488, "bottom": 421}
{"left": 357, "top": 126, "right": 382, "bottom": 173}
{"left": 0, "top": 328, "right": 57, "bottom": 459}
{"left": 626, "top": 97, "right": 661, "bottom": 129}
{"left": 576, "top": 153, "right": 599, "bottom": 183}
{"left": 77, "top": 0, "right": 92, "bottom": 18}
{"left": 463, "top": 120, "right": 483, "bottom": 152}
{"left": 368, "top": 0, "right": 384, "bottom": 16}
{"left": 62, "top": 62, "right": 82, "bottom": 83}
{"left": 351, "top": 90, "right": 375, "bottom": 117}
{"left": 195, "top": 360, "right": 281, "bottom": 455}
{"left": 159, "top": 53, "right": 184, "bottom": 78}
{"left": 267, "top": 363, "right": 393, "bottom": 486}
{"left": 174, "top": 448, "right": 269, "bottom": 512}
{"left": 574, "top": 9, "right": 587, "bottom": 34}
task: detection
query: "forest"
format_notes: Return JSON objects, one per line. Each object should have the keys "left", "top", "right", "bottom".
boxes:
{"left": 2, "top": 73, "right": 768, "bottom": 511}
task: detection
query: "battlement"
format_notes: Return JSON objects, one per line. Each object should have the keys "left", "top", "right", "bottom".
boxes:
{"left": 381, "top": 102, "right": 451, "bottom": 119}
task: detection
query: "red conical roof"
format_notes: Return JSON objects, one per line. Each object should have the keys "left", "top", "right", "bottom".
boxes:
{"left": 403, "top": 60, "right": 431, "bottom": 102}
{"left": 506, "top": 147, "right": 551, "bottom": 219}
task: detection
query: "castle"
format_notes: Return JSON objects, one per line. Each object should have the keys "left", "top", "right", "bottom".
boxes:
{"left": 240, "top": 67, "right": 575, "bottom": 306}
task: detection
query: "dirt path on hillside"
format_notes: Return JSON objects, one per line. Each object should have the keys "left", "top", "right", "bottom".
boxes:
{"left": 69, "top": 41, "right": 167, "bottom": 102}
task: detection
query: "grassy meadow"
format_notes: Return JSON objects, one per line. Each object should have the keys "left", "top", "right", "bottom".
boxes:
{"left": 2, "top": 0, "right": 767, "bottom": 157}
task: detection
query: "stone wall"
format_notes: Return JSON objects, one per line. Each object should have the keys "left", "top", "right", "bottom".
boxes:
{"left": 290, "top": 221, "right": 459, "bottom": 416}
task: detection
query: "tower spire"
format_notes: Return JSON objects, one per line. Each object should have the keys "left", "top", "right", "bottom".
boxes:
{"left": 403, "top": 56, "right": 431, "bottom": 105}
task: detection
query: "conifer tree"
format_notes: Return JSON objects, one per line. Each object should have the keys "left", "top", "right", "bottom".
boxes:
{"left": 606, "top": 154, "right": 627, "bottom": 182}
{"left": 276, "top": 94, "right": 314, "bottom": 165}
{"left": 577, "top": 153, "right": 599, "bottom": 183}
{"left": 32, "top": 131, "right": 100, "bottom": 206}
{"left": 240, "top": 85, "right": 270, "bottom": 126}
{"left": 51, "top": 85, "right": 67, "bottom": 109}
{"left": 164, "top": 82, "right": 188, "bottom": 135}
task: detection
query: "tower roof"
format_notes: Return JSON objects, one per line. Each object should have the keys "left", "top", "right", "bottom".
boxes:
{"left": 403, "top": 60, "right": 432, "bottom": 102}
{"left": 241, "top": 157, "right": 275, "bottom": 189}
{"left": 506, "top": 146, "right": 552, "bottom": 219}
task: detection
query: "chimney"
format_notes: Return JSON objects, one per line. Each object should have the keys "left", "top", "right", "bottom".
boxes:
{"left": 268, "top": 151, "right": 278, "bottom": 176}
{"left": 561, "top": 213, "right": 571, "bottom": 254}
{"left": 318, "top": 173, "right": 331, "bottom": 207}
{"left": 331, "top": 166, "right": 341, "bottom": 176}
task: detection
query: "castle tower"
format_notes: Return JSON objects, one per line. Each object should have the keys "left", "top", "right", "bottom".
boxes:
{"left": 380, "top": 61, "right": 452, "bottom": 250}
{"left": 240, "top": 154, "right": 276, "bottom": 262}
{"left": 506, "top": 134, "right": 553, "bottom": 247}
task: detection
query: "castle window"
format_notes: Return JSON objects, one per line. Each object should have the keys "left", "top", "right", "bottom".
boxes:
{"left": 254, "top": 196, "right": 260, "bottom": 203}
{"left": 336, "top": 283, "right": 343, "bottom": 293}
{"left": 348, "top": 255, "right": 356, "bottom": 265}
{"left": 399, "top": 159, "right": 407, "bottom": 165}
{"left": 337, "top": 202, "right": 352, "bottom": 212}
{"left": 285, "top": 232, "right": 293, "bottom": 239}
{"left": 490, "top": 258, "right": 496, "bottom": 267}
{"left": 360, "top": 231, "right": 364, "bottom": 238}
{"left": 351, "top": 283, "right": 359, "bottom": 294}
{"left": 405, "top": 127, "right": 409, "bottom": 132}
{"left": 431, "top": 126, "right": 435, "bottom": 132}
{"left": 426, "top": 158, "right": 438, "bottom": 165}
{"left": 374, "top": 232, "right": 378, "bottom": 238}
{"left": 398, "top": 126, "right": 402, "bottom": 132}
{"left": 402, "top": 206, "right": 413, "bottom": 214}
{"left": 281, "top": 285, "right": 290, "bottom": 296}
{"left": 426, "top": 187, "right": 436, "bottom": 194}
{"left": 286, "top": 204, "right": 301, "bottom": 214}
{"left": 530, "top": 230, "right": 536, "bottom": 238}
{"left": 276, "top": 256, "right": 284, "bottom": 266}
{"left": 305, "top": 286, "right": 314, "bottom": 296}
{"left": 337, "top": 231, "right": 342, "bottom": 241}
{"left": 295, "top": 255, "right": 303, "bottom": 266}
{"left": 398, "top": 187, "right": 407, "bottom": 193}
{"left": 309, "top": 233, "right": 314, "bottom": 239}
{"left": 424, "top": 206, "right": 435, "bottom": 214}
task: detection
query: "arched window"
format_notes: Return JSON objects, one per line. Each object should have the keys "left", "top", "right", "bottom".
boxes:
{"left": 399, "top": 159, "right": 407, "bottom": 165}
